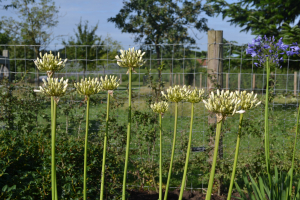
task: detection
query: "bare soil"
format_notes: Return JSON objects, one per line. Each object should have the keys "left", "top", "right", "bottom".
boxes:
{"left": 128, "top": 189, "right": 247, "bottom": 200}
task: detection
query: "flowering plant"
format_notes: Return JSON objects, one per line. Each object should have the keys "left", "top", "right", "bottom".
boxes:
{"left": 150, "top": 101, "right": 169, "bottom": 114}
{"left": 203, "top": 89, "right": 242, "bottom": 200}
{"left": 99, "top": 75, "right": 119, "bottom": 200}
{"left": 150, "top": 101, "right": 169, "bottom": 200}
{"left": 203, "top": 89, "right": 242, "bottom": 122}
{"left": 179, "top": 88, "right": 205, "bottom": 200}
{"left": 34, "top": 51, "right": 67, "bottom": 77}
{"left": 74, "top": 77, "right": 102, "bottom": 97}
{"left": 161, "top": 85, "right": 190, "bottom": 103}
{"left": 100, "top": 75, "right": 120, "bottom": 91}
{"left": 246, "top": 36, "right": 299, "bottom": 68}
{"left": 226, "top": 91, "right": 261, "bottom": 200}
{"left": 161, "top": 85, "right": 190, "bottom": 200}
{"left": 245, "top": 35, "right": 300, "bottom": 198}
{"left": 116, "top": 48, "right": 146, "bottom": 200}
{"left": 40, "top": 77, "right": 69, "bottom": 102}
{"left": 115, "top": 47, "right": 146, "bottom": 72}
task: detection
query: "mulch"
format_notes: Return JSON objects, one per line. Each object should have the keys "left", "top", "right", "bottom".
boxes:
{"left": 128, "top": 189, "right": 248, "bottom": 200}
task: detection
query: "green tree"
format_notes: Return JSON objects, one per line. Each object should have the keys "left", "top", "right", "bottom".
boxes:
{"left": 0, "top": 21, "right": 9, "bottom": 44}
{"left": 62, "top": 20, "right": 123, "bottom": 77}
{"left": 62, "top": 19, "right": 104, "bottom": 78}
{"left": 108, "top": 0, "right": 212, "bottom": 85}
{"left": 1, "top": 0, "right": 60, "bottom": 83}
{"left": 206, "top": 0, "right": 300, "bottom": 40}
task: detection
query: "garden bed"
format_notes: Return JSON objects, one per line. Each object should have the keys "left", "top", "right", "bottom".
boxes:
{"left": 127, "top": 189, "right": 246, "bottom": 200}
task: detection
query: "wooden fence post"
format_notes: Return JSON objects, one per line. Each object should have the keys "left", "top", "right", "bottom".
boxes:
{"left": 200, "top": 73, "right": 202, "bottom": 89}
{"left": 193, "top": 73, "right": 196, "bottom": 88}
{"left": 178, "top": 74, "right": 180, "bottom": 86}
{"left": 207, "top": 30, "right": 224, "bottom": 195}
{"left": 207, "top": 30, "right": 223, "bottom": 91}
{"left": 226, "top": 73, "right": 229, "bottom": 90}
{"left": 174, "top": 74, "right": 176, "bottom": 85}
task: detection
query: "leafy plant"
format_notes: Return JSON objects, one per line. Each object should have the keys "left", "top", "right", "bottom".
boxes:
{"left": 235, "top": 166, "right": 300, "bottom": 200}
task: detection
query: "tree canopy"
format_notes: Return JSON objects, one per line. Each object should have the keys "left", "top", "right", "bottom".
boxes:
{"left": 108, "top": 0, "right": 212, "bottom": 45}
{"left": 1, "top": 0, "right": 59, "bottom": 49}
{"left": 62, "top": 19, "right": 122, "bottom": 75}
{"left": 206, "top": 0, "right": 300, "bottom": 42}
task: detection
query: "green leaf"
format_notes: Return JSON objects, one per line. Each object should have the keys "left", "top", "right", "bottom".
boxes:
{"left": 2, "top": 185, "right": 7, "bottom": 192}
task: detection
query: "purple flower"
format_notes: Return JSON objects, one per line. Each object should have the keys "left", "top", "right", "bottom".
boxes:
{"left": 246, "top": 35, "right": 300, "bottom": 68}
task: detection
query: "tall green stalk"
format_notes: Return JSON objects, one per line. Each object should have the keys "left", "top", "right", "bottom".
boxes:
{"left": 159, "top": 113, "right": 163, "bottom": 200}
{"left": 164, "top": 102, "right": 178, "bottom": 200}
{"left": 100, "top": 93, "right": 110, "bottom": 200}
{"left": 122, "top": 69, "right": 132, "bottom": 200}
{"left": 51, "top": 97, "right": 57, "bottom": 200}
{"left": 264, "top": 58, "right": 271, "bottom": 189}
{"left": 205, "top": 121, "right": 222, "bottom": 200}
{"left": 227, "top": 113, "right": 244, "bottom": 200}
{"left": 83, "top": 97, "right": 90, "bottom": 200}
{"left": 179, "top": 103, "right": 194, "bottom": 200}
{"left": 289, "top": 105, "right": 300, "bottom": 196}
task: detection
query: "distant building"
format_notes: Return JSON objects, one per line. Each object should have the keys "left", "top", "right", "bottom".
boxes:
{"left": 0, "top": 50, "right": 10, "bottom": 80}
{"left": 196, "top": 59, "right": 207, "bottom": 68}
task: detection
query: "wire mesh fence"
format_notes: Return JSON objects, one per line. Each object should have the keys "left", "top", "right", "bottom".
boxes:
{"left": 1, "top": 43, "right": 300, "bottom": 192}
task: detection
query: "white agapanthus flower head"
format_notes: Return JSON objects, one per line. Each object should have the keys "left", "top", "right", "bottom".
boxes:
{"left": 39, "top": 77, "right": 68, "bottom": 103}
{"left": 161, "top": 85, "right": 191, "bottom": 103}
{"left": 115, "top": 47, "right": 146, "bottom": 72}
{"left": 150, "top": 101, "right": 169, "bottom": 114}
{"left": 74, "top": 77, "right": 102, "bottom": 97}
{"left": 235, "top": 91, "right": 261, "bottom": 111}
{"left": 100, "top": 75, "right": 120, "bottom": 91}
{"left": 186, "top": 87, "right": 205, "bottom": 103}
{"left": 34, "top": 51, "right": 67, "bottom": 76}
{"left": 203, "top": 89, "right": 242, "bottom": 122}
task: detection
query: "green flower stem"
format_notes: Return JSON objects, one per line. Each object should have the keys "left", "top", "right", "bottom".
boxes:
{"left": 164, "top": 102, "right": 178, "bottom": 200}
{"left": 51, "top": 97, "right": 57, "bottom": 200}
{"left": 100, "top": 93, "right": 110, "bottom": 200}
{"left": 227, "top": 113, "right": 244, "bottom": 200}
{"left": 159, "top": 113, "right": 163, "bottom": 200}
{"left": 265, "top": 58, "right": 271, "bottom": 188}
{"left": 289, "top": 105, "right": 300, "bottom": 195}
{"left": 205, "top": 121, "right": 222, "bottom": 200}
{"left": 83, "top": 97, "right": 90, "bottom": 200}
{"left": 122, "top": 69, "right": 132, "bottom": 200}
{"left": 179, "top": 103, "right": 194, "bottom": 200}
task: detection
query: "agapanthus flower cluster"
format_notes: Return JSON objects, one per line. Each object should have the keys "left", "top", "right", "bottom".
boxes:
{"left": 39, "top": 77, "right": 68, "bottom": 99}
{"left": 236, "top": 91, "right": 261, "bottom": 111}
{"left": 115, "top": 47, "right": 146, "bottom": 71}
{"left": 74, "top": 77, "right": 102, "bottom": 97}
{"left": 150, "top": 101, "right": 169, "bottom": 114}
{"left": 162, "top": 85, "right": 191, "bottom": 103}
{"left": 246, "top": 36, "right": 300, "bottom": 68}
{"left": 186, "top": 88, "right": 205, "bottom": 103}
{"left": 34, "top": 51, "right": 67, "bottom": 74}
{"left": 100, "top": 75, "right": 120, "bottom": 90}
{"left": 203, "top": 90, "right": 242, "bottom": 122}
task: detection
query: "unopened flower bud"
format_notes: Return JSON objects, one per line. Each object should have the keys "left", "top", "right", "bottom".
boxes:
{"left": 100, "top": 75, "right": 120, "bottom": 90}
{"left": 74, "top": 77, "right": 102, "bottom": 97}
{"left": 150, "top": 101, "right": 169, "bottom": 114}
{"left": 161, "top": 85, "right": 191, "bottom": 103}
{"left": 39, "top": 77, "right": 68, "bottom": 99}
{"left": 34, "top": 51, "right": 67, "bottom": 74}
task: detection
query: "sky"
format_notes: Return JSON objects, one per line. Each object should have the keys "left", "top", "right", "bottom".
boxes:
{"left": 1, "top": 0, "right": 255, "bottom": 51}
